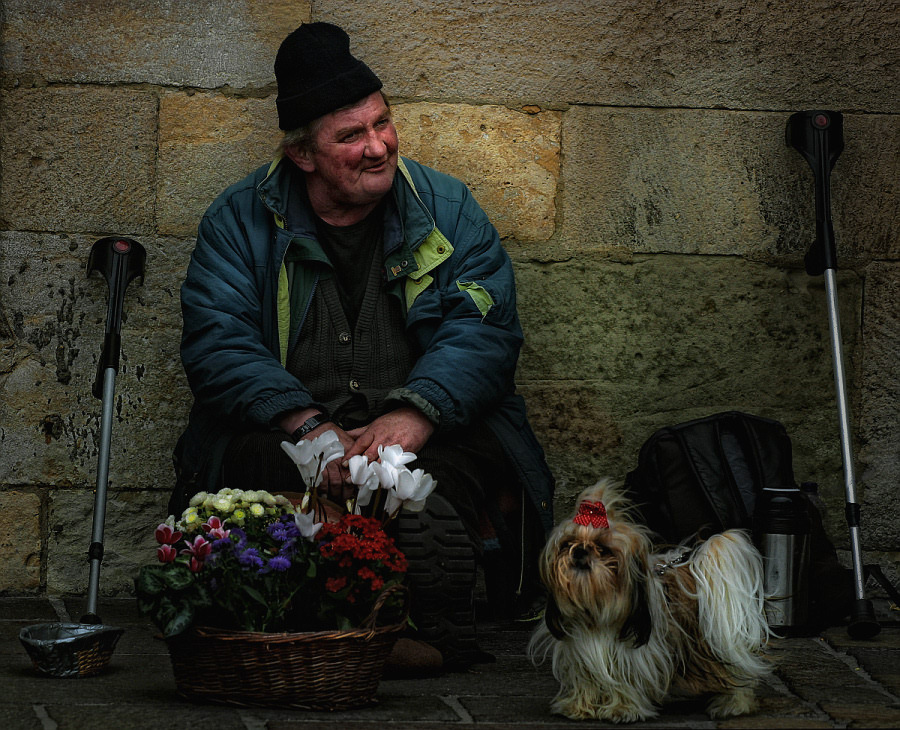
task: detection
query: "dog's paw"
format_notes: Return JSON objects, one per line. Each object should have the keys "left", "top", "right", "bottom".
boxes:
{"left": 552, "top": 696, "right": 598, "bottom": 720}
{"left": 597, "top": 702, "right": 658, "bottom": 724}
{"left": 706, "top": 688, "right": 758, "bottom": 719}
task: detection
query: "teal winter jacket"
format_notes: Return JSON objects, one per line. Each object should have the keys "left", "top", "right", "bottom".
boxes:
{"left": 172, "top": 155, "right": 554, "bottom": 531}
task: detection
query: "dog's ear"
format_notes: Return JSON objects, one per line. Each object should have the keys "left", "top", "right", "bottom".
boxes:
{"left": 543, "top": 595, "right": 567, "bottom": 640}
{"left": 618, "top": 568, "right": 652, "bottom": 648}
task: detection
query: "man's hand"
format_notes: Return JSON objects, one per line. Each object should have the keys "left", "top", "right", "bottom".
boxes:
{"left": 308, "top": 423, "right": 357, "bottom": 504}
{"left": 277, "top": 408, "right": 356, "bottom": 503}
{"left": 345, "top": 407, "right": 435, "bottom": 463}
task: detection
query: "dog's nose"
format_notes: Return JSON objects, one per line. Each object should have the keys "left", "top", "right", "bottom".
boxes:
{"left": 571, "top": 545, "right": 591, "bottom": 570}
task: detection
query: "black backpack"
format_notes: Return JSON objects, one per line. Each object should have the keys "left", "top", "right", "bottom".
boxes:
{"left": 623, "top": 410, "right": 852, "bottom": 631}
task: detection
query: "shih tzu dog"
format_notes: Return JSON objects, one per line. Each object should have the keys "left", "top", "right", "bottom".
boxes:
{"left": 529, "top": 478, "right": 770, "bottom": 723}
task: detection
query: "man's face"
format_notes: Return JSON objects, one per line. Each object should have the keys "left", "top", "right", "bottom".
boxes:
{"left": 290, "top": 92, "right": 399, "bottom": 222}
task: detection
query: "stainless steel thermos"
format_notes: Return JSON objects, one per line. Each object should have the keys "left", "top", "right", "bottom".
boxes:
{"left": 756, "top": 487, "right": 811, "bottom": 630}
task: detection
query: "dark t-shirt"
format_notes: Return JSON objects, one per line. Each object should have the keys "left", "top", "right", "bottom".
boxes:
{"left": 314, "top": 200, "right": 385, "bottom": 326}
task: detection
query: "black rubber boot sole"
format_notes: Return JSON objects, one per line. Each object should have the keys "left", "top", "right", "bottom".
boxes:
{"left": 397, "top": 493, "right": 493, "bottom": 670}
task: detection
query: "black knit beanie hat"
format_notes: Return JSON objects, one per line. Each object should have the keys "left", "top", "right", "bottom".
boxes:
{"left": 275, "top": 22, "right": 383, "bottom": 131}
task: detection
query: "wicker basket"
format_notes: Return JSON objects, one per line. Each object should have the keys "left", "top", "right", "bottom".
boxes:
{"left": 19, "top": 623, "right": 124, "bottom": 678}
{"left": 166, "top": 585, "right": 408, "bottom": 710}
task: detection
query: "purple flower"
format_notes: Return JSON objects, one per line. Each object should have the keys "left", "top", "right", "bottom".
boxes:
{"left": 230, "top": 527, "right": 248, "bottom": 548}
{"left": 278, "top": 538, "right": 298, "bottom": 558}
{"left": 265, "top": 555, "right": 291, "bottom": 573}
{"left": 237, "top": 547, "right": 264, "bottom": 569}
{"left": 268, "top": 522, "right": 289, "bottom": 542}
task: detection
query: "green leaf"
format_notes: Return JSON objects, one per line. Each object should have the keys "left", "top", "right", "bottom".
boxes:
{"left": 241, "top": 584, "right": 268, "bottom": 608}
{"left": 163, "top": 564, "right": 196, "bottom": 591}
{"left": 193, "top": 582, "right": 213, "bottom": 609}
{"left": 163, "top": 605, "right": 194, "bottom": 638}
{"left": 134, "top": 565, "right": 167, "bottom": 596}
{"left": 135, "top": 596, "right": 157, "bottom": 616}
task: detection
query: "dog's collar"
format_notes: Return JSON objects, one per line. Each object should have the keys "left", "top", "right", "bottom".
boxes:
{"left": 653, "top": 546, "right": 695, "bottom": 576}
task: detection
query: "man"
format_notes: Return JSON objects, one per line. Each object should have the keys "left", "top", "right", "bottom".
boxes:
{"left": 170, "top": 22, "right": 554, "bottom": 670}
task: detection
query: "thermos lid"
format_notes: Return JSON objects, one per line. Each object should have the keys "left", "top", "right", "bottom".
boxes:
{"left": 757, "top": 487, "right": 811, "bottom": 534}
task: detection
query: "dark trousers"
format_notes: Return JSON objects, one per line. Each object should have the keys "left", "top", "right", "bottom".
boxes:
{"left": 221, "top": 421, "right": 544, "bottom": 618}
{"left": 222, "top": 422, "right": 505, "bottom": 549}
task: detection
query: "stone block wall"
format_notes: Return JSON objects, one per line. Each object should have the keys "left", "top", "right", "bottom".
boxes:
{"left": 1, "top": 0, "right": 897, "bottom": 597}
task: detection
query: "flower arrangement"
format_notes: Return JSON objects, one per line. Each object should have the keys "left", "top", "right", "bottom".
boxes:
{"left": 136, "top": 431, "right": 436, "bottom": 638}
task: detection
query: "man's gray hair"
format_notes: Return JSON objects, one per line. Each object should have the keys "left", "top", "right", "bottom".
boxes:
{"left": 278, "top": 116, "right": 325, "bottom": 156}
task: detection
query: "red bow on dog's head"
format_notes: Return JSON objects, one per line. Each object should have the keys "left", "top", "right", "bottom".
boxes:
{"left": 573, "top": 500, "right": 609, "bottom": 529}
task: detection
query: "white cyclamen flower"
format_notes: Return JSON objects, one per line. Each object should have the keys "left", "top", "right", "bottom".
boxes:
{"left": 371, "top": 443, "right": 418, "bottom": 489}
{"left": 312, "top": 429, "right": 345, "bottom": 468}
{"left": 294, "top": 510, "right": 323, "bottom": 541}
{"left": 348, "top": 454, "right": 380, "bottom": 507}
{"left": 280, "top": 429, "right": 345, "bottom": 489}
{"left": 378, "top": 443, "right": 417, "bottom": 469}
{"left": 386, "top": 467, "right": 437, "bottom": 515}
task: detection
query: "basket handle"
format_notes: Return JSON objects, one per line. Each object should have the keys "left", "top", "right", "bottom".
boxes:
{"left": 361, "top": 583, "right": 409, "bottom": 637}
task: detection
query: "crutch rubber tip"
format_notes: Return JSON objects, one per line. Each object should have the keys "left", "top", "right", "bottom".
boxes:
{"left": 847, "top": 599, "right": 880, "bottom": 640}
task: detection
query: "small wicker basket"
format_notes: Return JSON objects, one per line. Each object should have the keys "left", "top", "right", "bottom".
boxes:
{"left": 19, "top": 623, "right": 124, "bottom": 678}
{"left": 166, "top": 585, "right": 408, "bottom": 710}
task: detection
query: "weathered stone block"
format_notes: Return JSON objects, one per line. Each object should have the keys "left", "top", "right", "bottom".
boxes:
{"left": 157, "top": 92, "right": 281, "bottom": 237}
{"left": 513, "top": 255, "right": 860, "bottom": 513}
{"left": 317, "top": 0, "right": 898, "bottom": 112}
{"left": 835, "top": 114, "right": 900, "bottom": 262}
{"left": 0, "top": 87, "right": 157, "bottom": 234}
{"left": 858, "top": 262, "right": 900, "bottom": 549}
{"left": 48, "top": 489, "right": 167, "bottom": 596}
{"left": 0, "top": 232, "right": 191, "bottom": 490}
{"left": 0, "top": 491, "right": 42, "bottom": 592}
{"left": 558, "top": 108, "right": 898, "bottom": 264}
{"left": 0, "top": 0, "right": 310, "bottom": 88}
{"left": 393, "top": 103, "right": 561, "bottom": 241}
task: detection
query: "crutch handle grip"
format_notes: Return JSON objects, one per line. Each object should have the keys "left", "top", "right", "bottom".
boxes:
{"left": 87, "top": 237, "right": 146, "bottom": 399}
{"left": 785, "top": 110, "right": 844, "bottom": 276}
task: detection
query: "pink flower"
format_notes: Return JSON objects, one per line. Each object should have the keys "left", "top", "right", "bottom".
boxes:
{"left": 202, "top": 515, "right": 230, "bottom": 540}
{"left": 155, "top": 523, "right": 183, "bottom": 545}
{"left": 180, "top": 535, "right": 212, "bottom": 561}
{"left": 188, "top": 557, "right": 205, "bottom": 573}
{"left": 157, "top": 544, "right": 177, "bottom": 563}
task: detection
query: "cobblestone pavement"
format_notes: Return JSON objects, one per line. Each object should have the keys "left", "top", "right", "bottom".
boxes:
{"left": 2, "top": 596, "right": 898, "bottom": 729}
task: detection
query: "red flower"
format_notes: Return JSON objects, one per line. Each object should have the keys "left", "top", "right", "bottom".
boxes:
{"left": 180, "top": 535, "right": 212, "bottom": 562}
{"left": 155, "top": 523, "right": 183, "bottom": 545}
{"left": 315, "top": 514, "right": 407, "bottom": 607}
{"left": 326, "top": 576, "right": 347, "bottom": 592}
{"left": 201, "top": 515, "right": 230, "bottom": 540}
{"left": 156, "top": 544, "right": 177, "bottom": 563}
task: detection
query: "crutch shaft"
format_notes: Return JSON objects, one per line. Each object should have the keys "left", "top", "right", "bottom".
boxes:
{"left": 84, "top": 367, "right": 117, "bottom": 619}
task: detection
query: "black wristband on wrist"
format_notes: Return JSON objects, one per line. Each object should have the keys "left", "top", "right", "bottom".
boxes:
{"left": 291, "top": 414, "right": 330, "bottom": 442}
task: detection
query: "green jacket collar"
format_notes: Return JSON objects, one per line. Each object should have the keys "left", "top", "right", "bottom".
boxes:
{"left": 256, "top": 155, "right": 437, "bottom": 269}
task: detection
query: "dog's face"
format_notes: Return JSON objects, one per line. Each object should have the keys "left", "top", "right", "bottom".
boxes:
{"left": 541, "top": 479, "right": 653, "bottom": 644}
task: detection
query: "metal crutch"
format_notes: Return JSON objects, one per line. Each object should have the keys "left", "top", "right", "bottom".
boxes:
{"left": 82, "top": 236, "right": 146, "bottom": 624}
{"left": 786, "top": 110, "right": 880, "bottom": 639}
